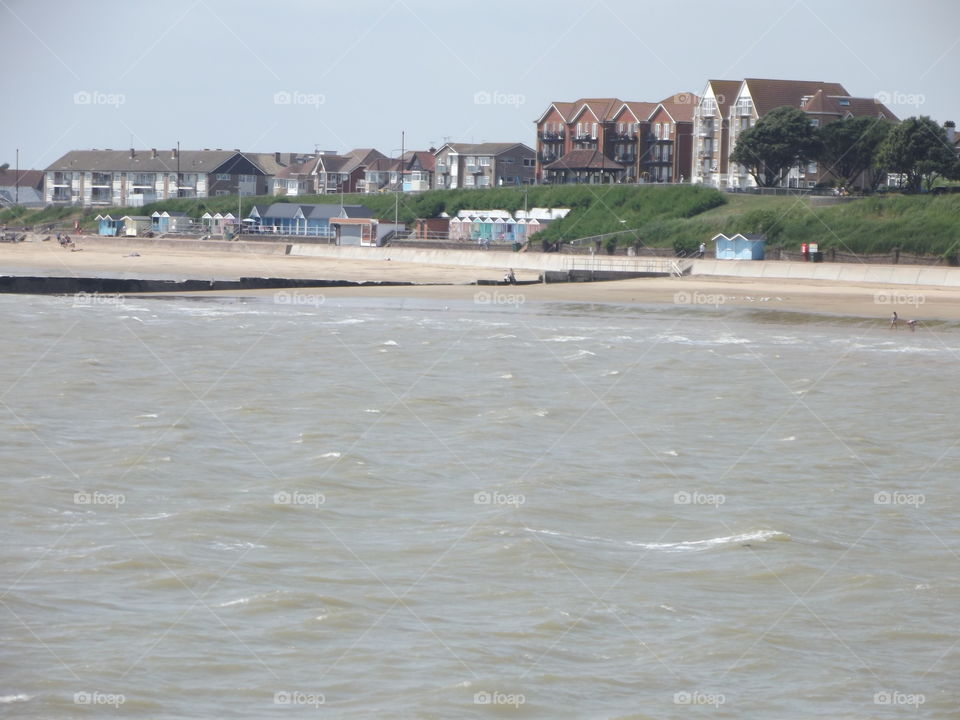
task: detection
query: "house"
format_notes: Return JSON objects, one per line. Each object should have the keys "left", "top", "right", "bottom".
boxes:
{"left": 0, "top": 169, "right": 45, "bottom": 207}
{"left": 272, "top": 156, "right": 320, "bottom": 196}
{"left": 400, "top": 150, "right": 435, "bottom": 192}
{"left": 433, "top": 143, "right": 535, "bottom": 190}
{"left": 690, "top": 80, "right": 741, "bottom": 188}
{"left": 44, "top": 148, "right": 269, "bottom": 206}
{"left": 713, "top": 233, "right": 765, "bottom": 260}
{"left": 246, "top": 203, "right": 373, "bottom": 237}
{"left": 534, "top": 95, "right": 697, "bottom": 184}
{"left": 119, "top": 215, "right": 152, "bottom": 237}
{"left": 722, "top": 79, "right": 898, "bottom": 190}
{"left": 944, "top": 121, "right": 959, "bottom": 159}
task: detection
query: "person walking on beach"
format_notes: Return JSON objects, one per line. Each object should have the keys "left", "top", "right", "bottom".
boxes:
{"left": 698, "top": 242, "right": 706, "bottom": 259}
{"left": 907, "top": 319, "right": 918, "bottom": 332}
{"left": 889, "top": 311, "right": 898, "bottom": 330}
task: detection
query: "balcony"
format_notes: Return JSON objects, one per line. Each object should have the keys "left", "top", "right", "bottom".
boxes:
{"left": 574, "top": 132, "right": 595, "bottom": 141}
{"left": 539, "top": 131, "right": 565, "bottom": 142}
{"left": 614, "top": 154, "right": 636, "bottom": 163}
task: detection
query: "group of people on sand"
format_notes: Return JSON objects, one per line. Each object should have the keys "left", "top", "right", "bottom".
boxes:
{"left": 889, "top": 311, "right": 919, "bottom": 332}
{"left": 56, "top": 232, "right": 74, "bottom": 249}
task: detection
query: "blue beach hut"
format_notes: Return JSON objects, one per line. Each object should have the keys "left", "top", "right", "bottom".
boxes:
{"left": 713, "top": 233, "right": 765, "bottom": 260}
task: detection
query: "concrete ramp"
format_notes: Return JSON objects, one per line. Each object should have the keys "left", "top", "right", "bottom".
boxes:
{"left": 689, "top": 259, "right": 960, "bottom": 288}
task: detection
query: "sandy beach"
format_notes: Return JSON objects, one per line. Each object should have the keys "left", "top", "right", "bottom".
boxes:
{"left": 2, "top": 237, "right": 958, "bottom": 322}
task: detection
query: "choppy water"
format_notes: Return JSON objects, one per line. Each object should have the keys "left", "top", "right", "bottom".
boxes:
{"left": 1, "top": 292, "right": 958, "bottom": 718}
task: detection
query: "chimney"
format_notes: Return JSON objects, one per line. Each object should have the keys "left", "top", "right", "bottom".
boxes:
{"left": 171, "top": 148, "right": 177, "bottom": 159}
{"left": 151, "top": 148, "right": 158, "bottom": 158}
{"left": 275, "top": 151, "right": 281, "bottom": 164}
{"left": 129, "top": 148, "right": 135, "bottom": 159}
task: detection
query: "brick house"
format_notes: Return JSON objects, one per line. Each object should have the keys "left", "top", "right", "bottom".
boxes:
{"left": 534, "top": 95, "right": 697, "bottom": 184}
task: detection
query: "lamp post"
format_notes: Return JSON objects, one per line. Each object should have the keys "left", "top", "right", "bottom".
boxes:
{"left": 15, "top": 148, "right": 19, "bottom": 205}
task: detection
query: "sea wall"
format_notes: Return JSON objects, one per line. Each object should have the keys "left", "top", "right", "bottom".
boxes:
{"left": 75, "top": 236, "right": 291, "bottom": 255}
{"left": 288, "top": 244, "right": 685, "bottom": 276}
{"left": 689, "top": 259, "right": 960, "bottom": 287}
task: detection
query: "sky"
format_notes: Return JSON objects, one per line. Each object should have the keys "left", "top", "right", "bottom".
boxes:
{"left": 2, "top": 0, "right": 958, "bottom": 170}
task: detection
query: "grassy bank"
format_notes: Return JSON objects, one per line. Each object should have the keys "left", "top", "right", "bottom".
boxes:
{"left": 5, "top": 186, "right": 960, "bottom": 258}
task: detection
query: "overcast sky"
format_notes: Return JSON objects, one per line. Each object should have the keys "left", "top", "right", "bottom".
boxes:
{"left": 2, "top": 0, "right": 957, "bottom": 169}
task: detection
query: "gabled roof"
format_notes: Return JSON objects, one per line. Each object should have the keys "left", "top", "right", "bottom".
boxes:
{"left": 314, "top": 154, "right": 351, "bottom": 173}
{"left": 569, "top": 98, "right": 624, "bottom": 123}
{"left": 250, "top": 203, "right": 373, "bottom": 220}
{"left": 536, "top": 102, "right": 578, "bottom": 124}
{"left": 400, "top": 150, "right": 435, "bottom": 172}
{"left": 801, "top": 90, "right": 899, "bottom": 122}
{"left": 740, "top": 78, "right": 849, "bottom": 116}
{"left": 611, "top": 101, "right": 657, "bottom": 123}
{"left": 544, "top": 150, "right": 624, "bottom": 171}
{"left": 276, "top": 156, "right": 320, "bottom": 179}
{"left": 703, "top": 80, "right": 741, "bottom": 114}
{"left": 650, "top": 95, "right": 699, "bottom": 123}
{"left": 341, "top": 148, "right": 388, "bottom": 174}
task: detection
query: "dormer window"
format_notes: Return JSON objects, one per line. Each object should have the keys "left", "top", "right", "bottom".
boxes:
{"left": 838, "top": 98, "right": 850, "bottom": 106}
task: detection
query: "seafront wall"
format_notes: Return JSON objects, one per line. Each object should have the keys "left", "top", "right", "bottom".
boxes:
{"left": 75, "top": 236, "right": 291, "bottom": 256}
{"left": 288, "top": 243, "right": 686, "bottom": 276}
{"left": 688, "top": 259, "right": 960, "bottom": 288}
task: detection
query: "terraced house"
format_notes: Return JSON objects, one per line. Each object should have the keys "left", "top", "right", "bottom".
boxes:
{"left": 534, "top": 95, "right": 697, "bottom": 184}
{"left": 44, "top": 148, "right": 269, "bottom": 206}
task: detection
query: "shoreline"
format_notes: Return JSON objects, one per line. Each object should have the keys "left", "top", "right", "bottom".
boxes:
{"left": 1, "top": 238, "right": 957, "bottom": 322}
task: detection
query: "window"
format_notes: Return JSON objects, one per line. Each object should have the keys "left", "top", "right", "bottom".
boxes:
{"left": 522, "top": 158, "right": 534, "bottom": 167}
{"left": 479, "top": 157, "right": 490, "bottom": 166}
{"left": 809, "top": 118, "right": 820, "bottom": 128}
{"left": 479, "top": 176, "right": 490, "bottom": 186}
{"left": 502, "top": 156, "right": 514, "bottom": 164}
{"left": 216, "top": 190, "right": 229, "bottom": 196}
{"left": 465, "top": 176, "right": 475, "bottom": 186}
{"left": 839, "top": 98, "right": 850, "bottom": 106}
{"left": 655, "top": 123, "right": 662, "bottom": 139}
{"left": 216, "top": 173, "right": 230, "bottom": 180}
{"left": 664, "top": 123, "right": 671, "bottom": 137}
{"left": 591, "top": 122, "right": 597, "bottom": 138}
{"left": 576, "top": 122, "right": 583, "bottom": 137}
{"left": 807, "top": 161, "right": 818, "bottom": 174}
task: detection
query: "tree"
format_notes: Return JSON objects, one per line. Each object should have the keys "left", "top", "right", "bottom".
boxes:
{"left": 875, "top": 116, "right": 957, "bottom": 192}
{"left": 817, "top": 116, "right": 891, "bottom": 191}
{"left": 730, "top": 106, "right": 822, "bottom": 187}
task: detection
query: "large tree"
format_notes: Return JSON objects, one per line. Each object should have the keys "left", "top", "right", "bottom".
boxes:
{"left": 730, "top": 106, "right": 822, "bottom": 187}
{"left": 817, "top": 116, "right": 891, "bottom": 190}
{"left": 875, "top": 116, "right": 958, "bottom": 192}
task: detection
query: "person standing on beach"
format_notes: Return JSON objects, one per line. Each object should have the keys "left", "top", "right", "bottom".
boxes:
{"left": 889, "top": 311, "right": 898, "bottom": 329}
{"left": 698, "top": 242, "right": 706, "bottom": 258}
{"left": 907, "top": 319, "right": 918, "bottom": 332}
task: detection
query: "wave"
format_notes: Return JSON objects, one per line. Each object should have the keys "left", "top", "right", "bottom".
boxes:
{"left": 524, "top": 527, "right": 788, "bottom": 552}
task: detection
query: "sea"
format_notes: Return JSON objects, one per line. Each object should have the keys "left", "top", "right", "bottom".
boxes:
{"left": 1, "top": 291, "right": 957, "bottom": 719}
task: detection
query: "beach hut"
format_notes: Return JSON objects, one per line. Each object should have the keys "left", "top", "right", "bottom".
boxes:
{"left": 120, "top": 215, "right": 151, "bottom": 237}
{"left": 151, "top": 211, "right": 190, "bottom": 233}
{"left": 713, "top": 233, "right": 765, "bottom": 260}
{"left": 95, "top": 214, "right": 122, "bottom": 236}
